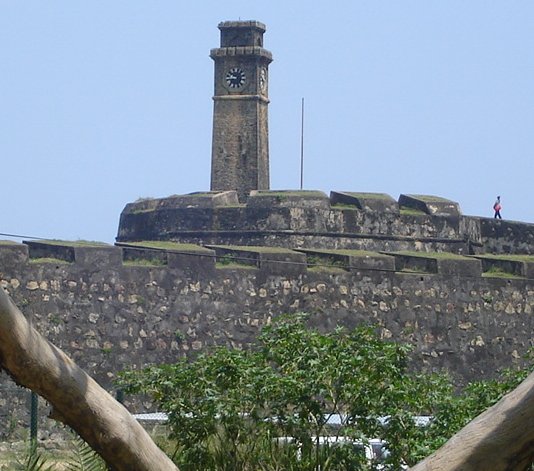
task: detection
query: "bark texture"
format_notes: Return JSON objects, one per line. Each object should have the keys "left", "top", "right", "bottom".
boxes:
{"left": 0, "top": 287, "right": 178, "bottom": 471}
{"left": 410, "top": 371, "right": 534, "bottom": 471}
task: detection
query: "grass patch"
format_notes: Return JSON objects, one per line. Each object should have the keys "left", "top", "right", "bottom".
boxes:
{"left": 124, "top": 259, "right": 166, "bottom": 267}
{"left": 482, "top": 266, "right": 523, "bottom": 279}
{"left": 216, "top": 262, "right": 257, "bottom": 270}
{"left": 409, "top": 195, "right": 452, "bottom": 203}
{"left": 308, "top": 265, "right": 347, "bottom": 274}
{"left": 0, "top": 240, "right": 21, "bottom": 245}
{"left": 391, "top": 251, "right": 468, "bottom": 260}
{"left": 475, "top": 254, "right": 534, "bottom": 262}
{"left": 251, "top": 190, "right": 327, "bottom": 198}
{"left": 124, "top": 241, "right": 211, "bottom": 252}
{"left": 400, "top": 265, "right": 430, "bottom": 273}
{"left": 185, "top": 191, "right": 224, "bottom": 197}
{"left": 211, "top": 245, "right": 295, "bottom": 254}
{"left": 130, "top": 207, "right": 156, "bottom": 214}
{"left": 218, "top": 204, "right": 246, "bottom": 208}
{"left": 343, "top": 192, "right": 393, "bottom": 200}
{"left": 400, "top": 207, "right": 426, "bottom": 216}
{"left": 29, "top": 257, "right": 70, "bottom": 265}
{"left": 304, "top": 249, "right": 385, "bottom": 257}
{"left": 32, "top": 239, "right": 109, "bottom": 247}
{"left": 307, "top": 254, "right": 348, "bottom": 270}
{"left": 216, "top": 253, "right": 256, "bottom": 269}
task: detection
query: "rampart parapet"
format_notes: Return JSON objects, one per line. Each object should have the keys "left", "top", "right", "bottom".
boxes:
{"left": 116, "top": 190, "right": 534, "bottom": 256}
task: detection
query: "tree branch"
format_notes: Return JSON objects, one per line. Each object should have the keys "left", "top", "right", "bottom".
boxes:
{"left": 410, "top": 371, "right": 534, "bottom": 470}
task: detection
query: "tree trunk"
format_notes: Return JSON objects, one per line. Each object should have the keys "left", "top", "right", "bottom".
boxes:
{"left": 0, "top": 287, "right": 178, "bottom": 471}
{"left": 410, "top": 371, "right": 534, "bottom": 471}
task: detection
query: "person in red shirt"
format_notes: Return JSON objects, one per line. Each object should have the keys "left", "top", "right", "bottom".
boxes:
{"left": 493, "top": 196, "right": 502, "bottom": 219}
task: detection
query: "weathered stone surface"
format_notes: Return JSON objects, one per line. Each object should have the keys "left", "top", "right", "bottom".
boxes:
{"left": 398, "top": 194, "right": 461, "bottom": 216}
{"left": 248, "top": 190, "right": 330, "bottom": 209}
{"left": 330, "top": 191, "right": 399, "bottom": 214}
{"left": 0, "top": 241, "right": 29, "bottom": 266}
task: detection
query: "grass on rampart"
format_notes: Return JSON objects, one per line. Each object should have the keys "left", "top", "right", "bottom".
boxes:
{"left": 408, "top": 195, "right": 452, "bottom": 203}
{"left": 251, "top": 190, "right": 327, "bottom": 198}
{"left": 29, "top": 257, "right": 71, "bottom": 265}
{"left": 388, "top": 250, "right": 468, "bottom": 260}
{"left": 342, "top": 192, "right": 393, "bottom": 200}
{"left": 124, "top": 241, "right": 211, "bottom": 252}
{"left": 400, "top": 207, "right": 427, "bottom": 216}
{"left": 123, "top": 259, "right": 167, "bottom": 267}
{"left": 211, "top": 245, "right": 296, "bottom": 253}
{"left": 304, "top": 248, "right": 387, "bottom": 257}
{"left": 0, "top": 240, "right": 21, "bottom": 245}
{"left": 482, "top": 266, "right": 524, "bottom": 279}
{"left": 475, "top": 254, "right": 534, "bottom": 262}
{"left": 33, "top": 239, "right": 109, "bottom": 247}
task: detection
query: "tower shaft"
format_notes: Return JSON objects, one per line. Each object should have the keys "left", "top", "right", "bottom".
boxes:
{"left": 210, "top": 21, "right": 272, "bottom": 201}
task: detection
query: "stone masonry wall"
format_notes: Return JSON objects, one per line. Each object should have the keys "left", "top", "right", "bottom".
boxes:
{"left": 1, "top": 241, "right": 533, "bottom": 437}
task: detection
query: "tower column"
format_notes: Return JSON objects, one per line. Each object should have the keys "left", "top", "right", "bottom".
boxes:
{"left": 210, "top": 21, "right": 272, "bottom": 201}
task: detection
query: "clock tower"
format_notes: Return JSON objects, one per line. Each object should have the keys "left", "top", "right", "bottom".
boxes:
{"left": 210, "top": 21, "right": 273, "bottom": 201}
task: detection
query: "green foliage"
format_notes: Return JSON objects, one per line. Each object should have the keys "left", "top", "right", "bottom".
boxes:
{"left": 399, "top": 207, "right": 426, "bottom": 216}
{"left": 119, "top": 314, "right": 533, "bottom": 470}
{"left": 306, "top": 255, "right": 347, "bottom": 270}
{"left": 29, "top": 258, "right": 70, "bottom": 265}
{"left": 482, "top": 265, "right": 522, "bottom": 278}
{"left": 11, "top": 443, "right": 54, "bottom": 471}
{"left": 64, "top": 438, "right": 107, "bottom": 471}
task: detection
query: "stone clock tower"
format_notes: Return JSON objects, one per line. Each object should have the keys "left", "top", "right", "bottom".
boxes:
{"left": 210, "top": 21, "right": 272, "bottom": 200}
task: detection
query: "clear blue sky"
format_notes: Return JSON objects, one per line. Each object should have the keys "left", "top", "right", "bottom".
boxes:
{"left": 2, "top": 2, "right": 533, "bottom": 243}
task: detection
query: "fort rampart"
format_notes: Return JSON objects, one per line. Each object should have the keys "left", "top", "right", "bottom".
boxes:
{"left": 1, "top": 190, "right": 534, "bottom": 437}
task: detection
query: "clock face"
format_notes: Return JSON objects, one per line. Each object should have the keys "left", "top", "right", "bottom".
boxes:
{"left": 225, "top": 68, "right": 246, "bottom": 89}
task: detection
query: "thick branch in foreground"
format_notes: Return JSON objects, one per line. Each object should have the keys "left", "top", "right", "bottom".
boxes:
{"left": 0, "top": 287, "right": 178, "bottom": 471}
{"left": 410, "top": 371, "right": 534, "bottom": 471}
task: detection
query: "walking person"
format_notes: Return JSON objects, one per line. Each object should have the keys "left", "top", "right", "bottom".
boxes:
{"left": 493, "top": 196, "right": 502, "bottom": 219}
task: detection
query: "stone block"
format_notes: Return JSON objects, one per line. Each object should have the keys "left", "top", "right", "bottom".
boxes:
{"left": 523, "top": 262, "right": 534, "bottom": 278}
{"left": 387, "top": 252, "right": 481, "bottom": 276}
{"left": 436, "top": 258, "right": 482, "bottom": 277}
{"left": 384, "top": 252, "right": 438, "bottom": 274}
{"left": 208, "top": 245, "right": 305, "bottom": 275}
{"left": 24, "top": 240, "right": 76, "bottom": 263}
{"left": 158, "top": 191, "right": 239, "bottom": 209}
{"left": 330, "top": 191, "right": 399, "bottom": 214}
{"left": 208, "top": 245, "right": 260, "bottom": 269}
{"left": 257, "top": 250, "right": 306, "bottom": 276}
{"left": 347, "top": 252, "right": 396, "bottom": 272}
{"left": 74, "top": 246, "right": 123, "bottom": 268}
{"left": 471, "top": 256, "right": 525, "bottom": 277}
{"left": 399, "top": 194, "right": 461, "bottom": 216}
{"left": 297, "top": 249, "right": 395, "bottom": 273}
{"left": 295, "top": 249, "right": 350, "bottom": 271}
{"left": 0, "top": 241, "right": 29, "bottom": 266}
{"left": 167, "top": 249, "right": 216, "bottom": 277}
{"left": 120, "top": 245, "right": 168, "bottom": 266}
{"left": 247, "top": 190, "right": 330, "bottom": 209}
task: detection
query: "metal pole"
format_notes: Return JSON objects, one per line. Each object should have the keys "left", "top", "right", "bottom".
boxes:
{"left": 300, "top": 97, "right": 304, "bottom": 190}
{"left": 30, "top": 391, "right": 38, "bottom": 444}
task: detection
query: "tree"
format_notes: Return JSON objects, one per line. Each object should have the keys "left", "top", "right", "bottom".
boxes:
{"left": 0, "top": 287, "right": 178, "bottom": 471}
{"left": 410, "top": 368, "right": 534, "bottom": 471}
{"left": 120, "top": 313, "right": 472, "bottom": 470}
